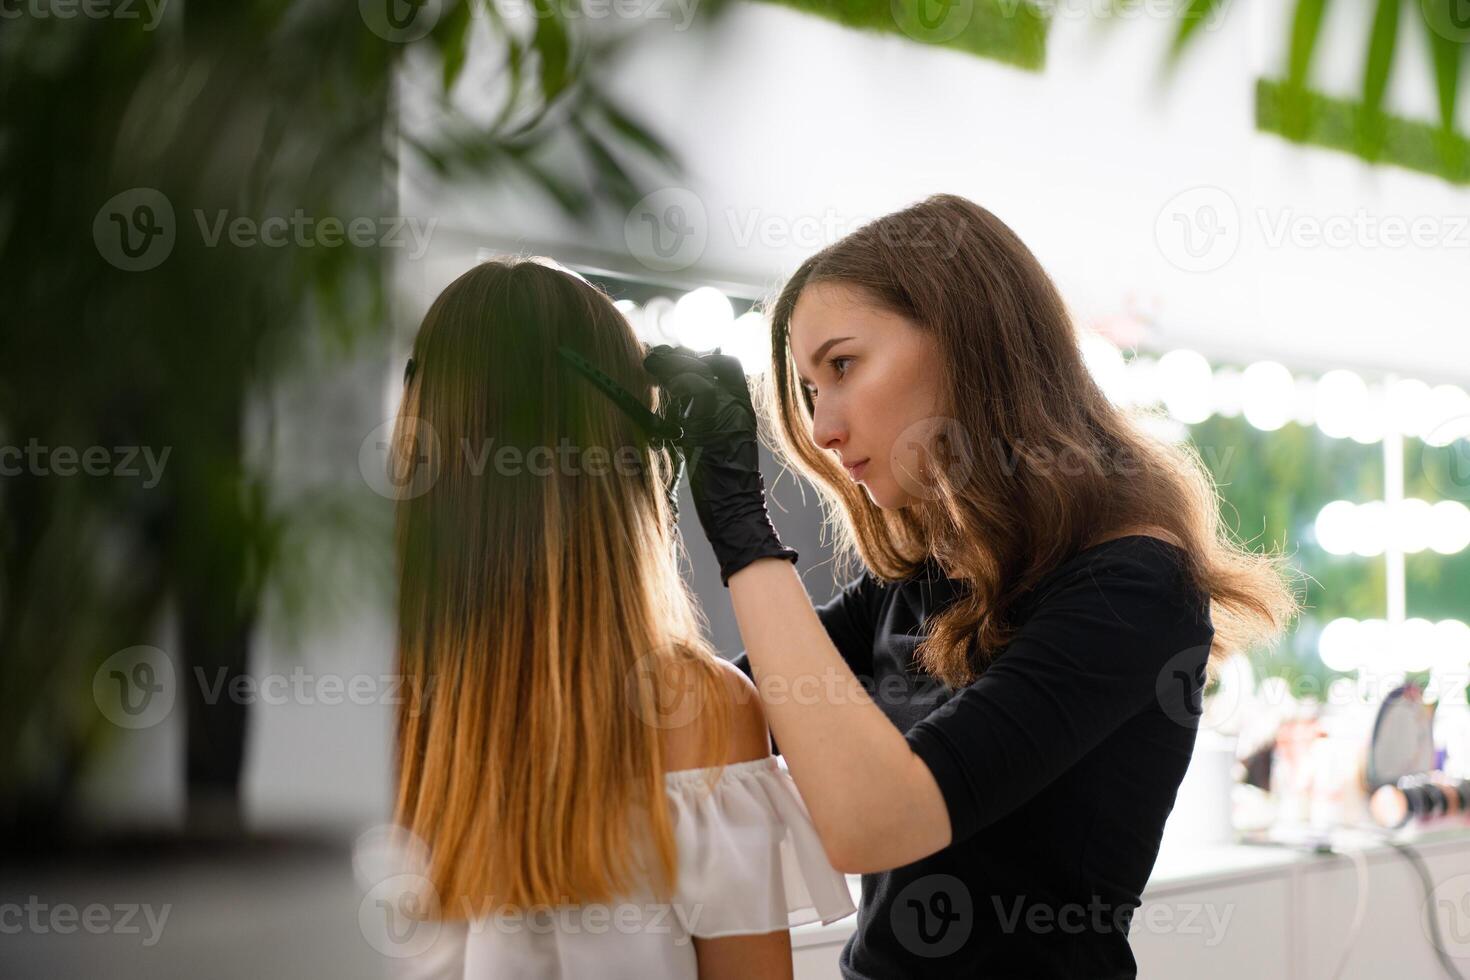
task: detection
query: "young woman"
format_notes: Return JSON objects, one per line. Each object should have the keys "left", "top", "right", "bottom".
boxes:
{"left": 643, "top": 193, "right": 1301, "bottom": 978}
{"left": 377, "top": 258, "right": 855, "bottom": 979}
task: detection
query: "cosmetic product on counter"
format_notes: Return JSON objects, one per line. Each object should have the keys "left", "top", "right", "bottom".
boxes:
{"left": 1369, "top": 771, "right": 1470, "bottom": 829}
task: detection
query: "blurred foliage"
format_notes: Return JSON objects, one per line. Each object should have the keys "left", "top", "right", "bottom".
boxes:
{"left": 1183, "top": 409, "right": 1387, "bottom": 693}
{"left": 1258, "top": 78, "right": 1470, "bottom": 186}
{"left": 1405, "top": 435, "right": 1470, "bottom": 620}
{"left": 760, "top": 0, "right": 1050, "bottom": 69}
{"left": 1209, "top": 0, "right": 1468, "bottom": 185}
{"left": 0, "top": 0, "right": 695, "bottom": 836}
{"left": 767, "top": 0, "right": 1470, "bottom": 185}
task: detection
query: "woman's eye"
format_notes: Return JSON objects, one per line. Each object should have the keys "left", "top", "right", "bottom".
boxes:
{"left": 801, "top": 357, "right": 851, "bottom": 401}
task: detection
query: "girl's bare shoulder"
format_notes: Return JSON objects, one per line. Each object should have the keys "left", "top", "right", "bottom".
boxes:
{"left": 659, "top": 658, "right": 771, "bottom": 772}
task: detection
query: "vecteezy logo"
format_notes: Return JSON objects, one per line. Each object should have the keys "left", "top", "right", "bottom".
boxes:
{"left": 354, "top": 824, "right": 444, "bottom": 958}
{"left": 1154, "top": 186, "right": 1240, "bottom": 273}
{"left": 891, "top": 874, "right": 972, "bottom": 957}
{"left": 1424, "top": 872, "right": 1470, "bottom": 958}
{"left": 891, "top": 0, "right": 975, "bottom": 45}
{"left": 93, "top": 645, "right": 177, "bottom": 730}
{"left": 1155, "top": 644, "right": 1211, "bottom": 729}
{"left": 93, "top": 188, "right": 176, "bottom": 272}
{"left": 1156, "top": 644, "right": 1247, "bottom": 733}
{"left": 625, "top": 649, "right": 708, "bottom": 730}
{"left": 1423, "top": 0, "right": 1470, "bottom": 43}
{"left": 1420, "top": 414, "right": 1470, "bottom": 503}
{"left": 624, "top": 188, "right": 708, "bottom": 273}
{"left": 359, "top": 0, "right": 442, "bottom": 42}
{"left": 889, "top": 416, "right": 976, "bottom": 502}
{"left": 360, "top": 416, "right": 441, "bottom": 500}
{"left": 361, "top": 872, "right": 442, "bottom": 956}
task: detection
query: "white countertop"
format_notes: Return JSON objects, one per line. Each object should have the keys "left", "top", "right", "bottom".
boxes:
{"left": 790, "top": 822, "right": 1470, "bottom": 949}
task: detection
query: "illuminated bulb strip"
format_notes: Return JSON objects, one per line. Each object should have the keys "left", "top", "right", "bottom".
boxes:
{"left": 1116, "top": 353, "right": 1470, "bottom": 444}
{"left": 618, "top": 290, "right": 770, "bottom": 375}
{"left": 623, "top": 293, "right": 1470, "bottom": 436}
{"left": 1318, "top": 617, "right": 1470, "bottom": 674}
{"left": 1314, "top": 499, "right": 1470, "bottom": 556}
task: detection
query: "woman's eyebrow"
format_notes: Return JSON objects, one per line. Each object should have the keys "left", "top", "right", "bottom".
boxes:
{"left": 796, "top": 335, "right": 855, "bottom": 385}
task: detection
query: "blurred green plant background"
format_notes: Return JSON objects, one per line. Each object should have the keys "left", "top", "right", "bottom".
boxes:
{"left": 0, "top": 0, "right": 701, "bottom": 845}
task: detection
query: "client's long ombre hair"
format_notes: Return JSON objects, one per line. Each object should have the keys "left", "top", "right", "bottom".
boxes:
{"left": 389, "top": 258, "right": 729, "bottom": 919}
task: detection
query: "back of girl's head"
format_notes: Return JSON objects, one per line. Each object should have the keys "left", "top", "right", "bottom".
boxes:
{"left": 394, "top": 258, "right": 669, "bottom": 579}
{"left": 388, "top": 257, "right": 729, "bottom": 917}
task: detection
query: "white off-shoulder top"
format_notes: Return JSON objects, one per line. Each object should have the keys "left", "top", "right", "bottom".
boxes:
{"left": 367, "top": 756, "right": 856, "bottom": 979}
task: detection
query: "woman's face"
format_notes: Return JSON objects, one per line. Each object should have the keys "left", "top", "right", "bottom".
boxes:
{"left": 788, "top": 280, "right": 950, "bottom": 509}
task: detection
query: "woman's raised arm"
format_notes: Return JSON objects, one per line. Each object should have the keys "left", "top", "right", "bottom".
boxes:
{"left": 729, "top": 556, "right": 951, "bottom": 874}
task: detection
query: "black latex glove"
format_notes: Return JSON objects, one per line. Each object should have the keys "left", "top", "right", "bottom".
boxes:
{"left": 642, "top": 344, "right": 798, "bottom": 587}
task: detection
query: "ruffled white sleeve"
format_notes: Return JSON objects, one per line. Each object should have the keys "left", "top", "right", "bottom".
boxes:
{"left": 664, "top": 755, "right": 857, "bottom": 938}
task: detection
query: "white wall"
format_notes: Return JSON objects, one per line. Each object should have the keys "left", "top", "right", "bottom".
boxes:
{"left": 400, "top": 0, "right": 1470, "bottom": 384}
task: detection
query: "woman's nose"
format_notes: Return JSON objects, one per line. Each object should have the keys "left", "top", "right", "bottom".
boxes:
{"left": 811, "top": 402, "right": 847, "bottom": 452}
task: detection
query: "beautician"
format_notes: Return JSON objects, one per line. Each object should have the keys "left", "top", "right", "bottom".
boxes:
{"left": 642, "top": 194, "right": 1297, "bottom": 978}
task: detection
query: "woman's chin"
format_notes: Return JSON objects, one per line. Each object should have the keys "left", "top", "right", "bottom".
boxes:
{"left": 861, "top": 477, "right": 907, "bottom": 510}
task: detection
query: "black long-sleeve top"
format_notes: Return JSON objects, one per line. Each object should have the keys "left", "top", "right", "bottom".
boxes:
{"left": 730, "top": 534, "right": 1215, "bottom": 978}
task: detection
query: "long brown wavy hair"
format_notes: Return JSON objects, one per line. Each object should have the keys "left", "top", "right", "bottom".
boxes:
{"left": 761, "top": 193, "right": 1302, "bottom": 689}
{"left": 389, "top": 258, "right": 729, "bottom": 919}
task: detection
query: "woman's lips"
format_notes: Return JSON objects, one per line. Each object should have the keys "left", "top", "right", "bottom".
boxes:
{"left": 844, "top": 459, "right": 869, "bottom": 481}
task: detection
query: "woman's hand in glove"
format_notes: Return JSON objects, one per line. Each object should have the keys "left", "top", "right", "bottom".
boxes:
{"left": 642, "top": 345, "right": 798, "bottom": 587}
